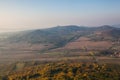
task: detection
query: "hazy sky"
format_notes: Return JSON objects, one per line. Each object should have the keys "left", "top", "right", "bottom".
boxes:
{"left": 0, "top": 0, "right": 120, "bottom": 32}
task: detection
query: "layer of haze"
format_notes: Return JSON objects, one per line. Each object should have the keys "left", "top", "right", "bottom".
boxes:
{"left": 0, "top": 0, "right": 120, "bottom": 32}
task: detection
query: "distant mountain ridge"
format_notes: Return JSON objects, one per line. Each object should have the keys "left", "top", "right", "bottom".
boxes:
{"left": 1, "top": 25, "right": 120, "bottom": 52}
{"left": 112, "top": 24, "right": 120, "bottom": 28}
{"left": 5, "top": 25, "right": 90, "bottom": 48}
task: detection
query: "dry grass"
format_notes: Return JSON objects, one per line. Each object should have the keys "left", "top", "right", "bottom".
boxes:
{"left": 65, "top": 37, "right": 112, "bottom": 50}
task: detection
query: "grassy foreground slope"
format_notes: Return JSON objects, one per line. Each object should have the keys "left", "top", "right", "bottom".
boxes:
{"left": 6, "top": 62, "right": 120, "bottom": 80}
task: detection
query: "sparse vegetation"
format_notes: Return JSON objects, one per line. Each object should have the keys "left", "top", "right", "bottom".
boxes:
{"left": 5, "top": 62, "right": 120, "bottom": 80}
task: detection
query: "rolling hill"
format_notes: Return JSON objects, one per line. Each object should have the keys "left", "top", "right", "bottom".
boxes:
{"left": 0, "top": 25, "right": 120, "bottom": 56}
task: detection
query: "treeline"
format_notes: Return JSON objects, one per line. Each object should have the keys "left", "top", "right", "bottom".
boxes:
{"left": 5, "top": 62, "right": 120, "bottom": 80}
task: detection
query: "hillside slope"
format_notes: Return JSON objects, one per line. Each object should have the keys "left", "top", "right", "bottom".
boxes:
{"left": 0, "top": 25, "right": 120, "bottom": 54}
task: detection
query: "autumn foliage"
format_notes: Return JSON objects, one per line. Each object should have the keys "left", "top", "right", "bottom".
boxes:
{"left": 7, "top": 62, "right": 120, "bottom": 80}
